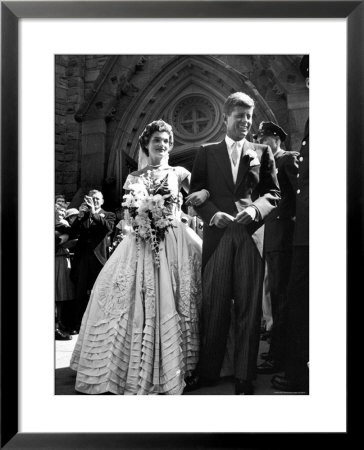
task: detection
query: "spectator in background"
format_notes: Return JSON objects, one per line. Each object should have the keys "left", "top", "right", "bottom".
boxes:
{"left": 55, "top": 205, "right": 76, "bottom": 340}
{"left": 251, "top": 136, "right": 274, "bottom": 342}
{"left": 255, "top": 121, "right": 299, "bottom": 375}
{"left": 55, "top": 194, "right": 69, "bottom": 210}
{"left": 70, "top": 189, "right": 115, "bottom": 332}
{"left": 271, "top": 55, "right": 309, "bottom": 393}
{"left": 57, "top": 208, "right": 80, "bottom": 333}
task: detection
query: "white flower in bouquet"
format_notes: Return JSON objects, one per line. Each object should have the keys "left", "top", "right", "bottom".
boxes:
{"left": 138, "top": 226, "right": 148, "bottom": 239}
{"left": 127, "top": 181, "right": 148, "bottom": 194}
{"left": 136, "top": 201, "right": 149, "bottom": 214}
{"left": 154, "top": 217, "right": 171, "bottom": 229}
{"left": 121, "top": 193, "right": 135, "bottom": 208}
{"left": 134, "top": 213, "right": 149, "bottom": 227}
{"left": 121, "top": 172, "right": 178, "bottom": 266}
{"left": 148, "top": 194, "right": 164, "bottom": 209}
{"left": 152, "top": 208, "right": 164, "bottom": 219}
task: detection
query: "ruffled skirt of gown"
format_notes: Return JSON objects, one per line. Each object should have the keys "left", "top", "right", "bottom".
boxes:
{"left": 70, "top": 220, "right": 202, "bottom": 395}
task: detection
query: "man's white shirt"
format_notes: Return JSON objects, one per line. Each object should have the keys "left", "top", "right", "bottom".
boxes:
{"left": 225, "top": 135, "right": 245, "bottom": 184}
{"left": 208, "top": 136, "right": 258, "bottom": 226}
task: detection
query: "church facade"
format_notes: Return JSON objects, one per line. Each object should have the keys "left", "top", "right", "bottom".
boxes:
{"left": 55, "top": 55, "right": 308, "bottom": 209}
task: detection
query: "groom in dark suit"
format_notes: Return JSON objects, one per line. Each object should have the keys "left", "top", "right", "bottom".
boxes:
{"left": 188, "top": 92, "right": 280, "bottom": 394}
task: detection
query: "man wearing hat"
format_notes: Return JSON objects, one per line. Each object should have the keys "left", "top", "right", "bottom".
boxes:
{"left": 271, "top": 55, "right": 309, "bottom": 393}
{"left": 255, "top": 121, "right": 299, "bottom": 375}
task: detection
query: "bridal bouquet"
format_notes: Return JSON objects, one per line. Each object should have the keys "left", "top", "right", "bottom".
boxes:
{"left": 122, "top": 171, "right": 178, "bottom": 266}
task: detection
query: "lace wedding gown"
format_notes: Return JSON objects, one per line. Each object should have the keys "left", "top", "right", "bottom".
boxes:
{"left": 70, "top": 167, "right": 202, "bottom": 394}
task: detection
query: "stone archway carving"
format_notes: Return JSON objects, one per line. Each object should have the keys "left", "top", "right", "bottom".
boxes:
{"left": 106, "top": 55, "right": 278, "bottom": 199}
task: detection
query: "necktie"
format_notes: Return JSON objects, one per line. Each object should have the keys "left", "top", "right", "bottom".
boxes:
{"left": 231, "top": 142, "right": 239, "bottom": 166}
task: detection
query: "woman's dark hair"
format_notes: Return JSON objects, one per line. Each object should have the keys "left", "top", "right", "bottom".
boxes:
{"left": 139, "top": 120, "right": 174, "bottom": 156}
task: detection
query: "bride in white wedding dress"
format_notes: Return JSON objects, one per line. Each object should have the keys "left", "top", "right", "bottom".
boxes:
{"left": 70, "top": 120, "right": 208, "bottom": 395}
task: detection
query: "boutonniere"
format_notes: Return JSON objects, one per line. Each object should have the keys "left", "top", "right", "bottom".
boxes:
{"left": 245, "top": 149, "right": 260, "bottom": 167}
{"left": 99, "top": 213, "right": 105, "bottom": 218}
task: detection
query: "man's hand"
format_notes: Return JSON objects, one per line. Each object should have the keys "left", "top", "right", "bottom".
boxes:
{"left": 212, "top": 212, "right": 235, "bottom": 228}
{"left": 84, "top": 196, "right": 96, "bottom": 214}
{"left": 78, "top": 203, "right": 89, "bottom": 217}
{"left": 58, "top": 233, "right": 69, "bottom": 245}
{"left": 185, "top": 189, "right": 209, "bottom": 207}
{"left": 235, "top": 206, "right": 256, "bottom": 224}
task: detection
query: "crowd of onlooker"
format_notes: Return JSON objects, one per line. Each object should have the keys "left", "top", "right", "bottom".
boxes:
{"left": 55, "top": 195, "right": 79, "bottom": 339}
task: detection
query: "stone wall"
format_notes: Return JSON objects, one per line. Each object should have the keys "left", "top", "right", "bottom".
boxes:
{"left": 55, "top": 55, "right": 108, "bottom": 201}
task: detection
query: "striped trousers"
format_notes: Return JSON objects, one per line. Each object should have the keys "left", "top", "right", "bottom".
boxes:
{"left": 199, "top": 222, "right": 264, "bottom": 381}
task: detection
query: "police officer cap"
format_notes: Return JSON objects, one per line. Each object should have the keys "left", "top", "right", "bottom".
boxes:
{"left": 258, "top": 121, "right": 287, "bottom": 142}
{"left": 300, "top": 55, "right": 309, "bottom": 78}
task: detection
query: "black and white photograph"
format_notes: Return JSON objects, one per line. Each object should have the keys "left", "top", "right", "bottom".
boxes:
{"left": 2, "top": 1, "right": 354, "bottom": 444}
{"left": 54, "top": 54, "right": 309, "bottom": 396}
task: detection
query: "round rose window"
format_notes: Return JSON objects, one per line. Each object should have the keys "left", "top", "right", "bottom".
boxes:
{"left": 171, "top": 95, "right": 220, "bottom": 142}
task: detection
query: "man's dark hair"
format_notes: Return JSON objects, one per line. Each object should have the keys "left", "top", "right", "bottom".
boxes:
{"left": 223, "top": 92, "right": 255, "bottom": 116}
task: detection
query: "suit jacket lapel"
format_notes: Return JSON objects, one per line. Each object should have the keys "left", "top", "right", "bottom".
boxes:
{"left": 235, "top": 140, "right": 252, "bottom": 190}
{"left": 213, "top": 140, "right": 235, "bottom": 191}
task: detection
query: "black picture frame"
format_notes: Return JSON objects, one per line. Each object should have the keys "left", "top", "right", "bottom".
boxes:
{"left": 1, "top": 1, "right": 360, "bottom": 448}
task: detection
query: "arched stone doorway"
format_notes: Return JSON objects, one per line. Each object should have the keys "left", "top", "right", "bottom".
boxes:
{"left": 68, "top": 54, "right": 307, "bottom": 208}
{"left": 106, "top": 55, "right": 278, "bottom": 204}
